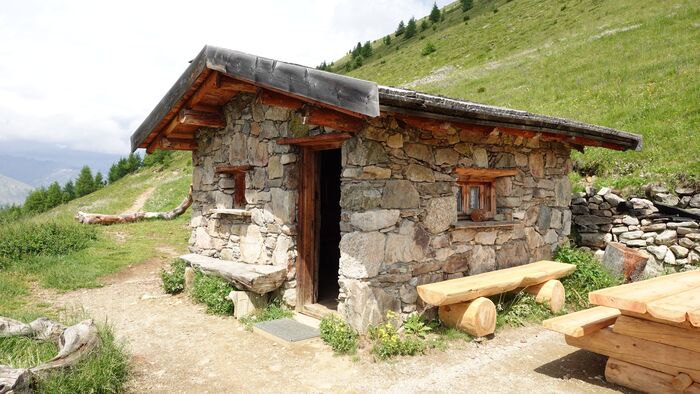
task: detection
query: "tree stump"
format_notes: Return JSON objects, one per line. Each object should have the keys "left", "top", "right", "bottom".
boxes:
{"left": 438, "top": 297, "right": 496, "bottom": 337}
{"left": 525, "top": 279, "right": 566, "bottom": 313}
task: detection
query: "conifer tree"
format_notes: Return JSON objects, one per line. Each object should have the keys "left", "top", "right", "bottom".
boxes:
{"left": 361, "top": 41, "right": 372, "bottom": 58}
{"left": 383, "top": 35, "right": 392, "bottom": 46}
{"left": 461, "top": 0, "right": 473, "bottom": 12}
{"left": 75, "top": 165, "right": 96, "bottom": 197}
{"left": 429, "top": 3, "right": 441, "bottom": 23}
{"left": 62, "top": 180, "right": 75, "bottom": 203}
{"left": 421, "top": 19, "right": 429, "bottom": 31}
{"left": 405, "top": 17, "right": 417, "bottom": 39}
{"left": 46, "top": 181, "right": 63, "bottom": 208}
{"left": 23, "top": 188, "right": 48, "bottom": 213}
{"left": 94, "top": 172, "right": 105, "bottom": 189}
{"left": 395, "top": 20, "right": 406, "bottom": 36}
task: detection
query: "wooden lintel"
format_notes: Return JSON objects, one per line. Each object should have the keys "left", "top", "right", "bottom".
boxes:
{"left": 259, "top": 90, "right": 304, "bottom": 110}
{"left": 454, "top": 167, "right": 518, "bottom": 179}
{"left": 276, "top": 133, "right": 352, "bottom": 148}
{"left": 161, "top": 138, "right": 197, "bottom": 151}
{"left": 179, "top": 109, "right": 226, "bottom": 128}
{"left": 304, "top": 108, "right": 365, "bottom": 132}
{"left": 215, "top": 164, "right": 252, "bottom": 174}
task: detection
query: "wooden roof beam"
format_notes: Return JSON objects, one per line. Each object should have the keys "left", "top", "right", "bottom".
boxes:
{"left": 161, "top": 137, "right": 197, "bottom": 151}
{"left": 215, "top": 164, "right": 252, "bottom": 174}
{"left": 303, "top": 108, "right": 365, "bottom": 132}
{"left": 277, "top": 132, "right": 352, "bottom": 148}
{"left": 179, "top": 109, "right": 226, "bottom": 128}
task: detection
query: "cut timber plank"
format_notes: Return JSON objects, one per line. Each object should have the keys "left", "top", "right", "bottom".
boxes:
{"left": 589, "top": 270, "right": 700, "bottom": 314}
{"left": 180, "top": 253, "right": 286, "bottom": 295}
{"left": 565, "top": 328, "right": 700, "bottom": 382}
{"left": 613, "top": 315, "right": 700, "bottom": 353}
{"left": 417, "top": 260, "right": 576, "bottom": 306}
{"left": 605, "top": 358, "right": 700, "bottom": 394}
{"left": 542, "top": 306, "right": 619, "bottom": 337}
{"left": 646, "top": 287, "right": 700, "bottom": 325}
{"left": 622, "top": 311, "right": 698, "bottom": 330}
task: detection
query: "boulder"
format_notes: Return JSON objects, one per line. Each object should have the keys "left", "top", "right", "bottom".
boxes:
{"left": 350, "top": 210, "right": 400, "bottom": 232}
{"left": 601, "top": 242, "right": 648, "bottom": 282}
{"left": 670, "top": 244, "right": 689, "bottom": 258}
{"left": 381, "top": 180, "right": 420, "bottom": 209}
{"left": 339, "top": 280, "right": 400, "bottom": 333}
{"left": 654, "top": 230, "right": 677, "bottom": 245}
{"left": 423, "top": 197, "right": 457, "bottom": 233}
{"left": 339, "top": 232, "right": 385, "bottom": 278}
{"left": 604, "top": 193, "right": 626, "bottom": 207}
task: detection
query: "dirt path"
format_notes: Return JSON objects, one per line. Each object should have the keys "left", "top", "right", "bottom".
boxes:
{"left": 121, "top": 187, "right": 156, "bottom": 215}
{"left": 48, "top": 256, "right": 629, "bottom": 394}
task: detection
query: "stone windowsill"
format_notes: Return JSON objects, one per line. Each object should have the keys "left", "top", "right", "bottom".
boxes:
{"left": 209, "top": 208, "right": 252, "bottom": 218}
{"left": 453, "top": 220, "right": 517, "bottom": 229}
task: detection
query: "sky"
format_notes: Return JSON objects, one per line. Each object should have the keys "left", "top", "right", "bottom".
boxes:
{"left": 0, "top": 0, "right": 452, "bottom": 156}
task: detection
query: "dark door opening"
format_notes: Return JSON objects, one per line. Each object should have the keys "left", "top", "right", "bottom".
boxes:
{"left": 316, "top": 149, "right": 342, "bottom": 308}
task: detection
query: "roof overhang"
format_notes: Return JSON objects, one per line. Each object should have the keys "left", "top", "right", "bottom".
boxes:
{"left": 130, "top": 46, "right": 642, "bottom": 153}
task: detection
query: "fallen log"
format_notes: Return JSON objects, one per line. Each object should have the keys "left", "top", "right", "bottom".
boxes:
{"left": 75, "top": 185, "right": 192, "bottom": 225}
{"left": 0, "top": 318, "right": 100, "bottom": 393}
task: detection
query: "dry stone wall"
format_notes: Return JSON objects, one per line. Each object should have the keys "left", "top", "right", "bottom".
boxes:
{"left": 187, "top": 92, "right": 576, "bottom": 332}
{"left": 571, "top": 186, "right": 700, "bottom": 277}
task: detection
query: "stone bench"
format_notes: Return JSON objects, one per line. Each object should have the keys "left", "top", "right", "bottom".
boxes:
{"left": 180, "top": 253, "right": 286, "bottom": 295}
{"left": 417, "top": 260, "right": 576, "bottom": 337}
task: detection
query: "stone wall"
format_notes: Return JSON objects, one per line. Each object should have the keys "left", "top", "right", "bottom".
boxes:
{"left": 187, "top": 92, "right": 575, "bottom": 331}
{"left": 336, "top": 116, "right": 573, "bottom": 330}
{"left": 571, "top": 187, "right": 700, "bottom": 277}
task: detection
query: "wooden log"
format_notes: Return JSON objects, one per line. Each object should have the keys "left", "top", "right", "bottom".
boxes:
{"left": 0, "top": 317, "right": 65, "bottom": 340}
{"left": 565, "top": 328, "right": 700, "bottom": 381}
{"left": 76, "top": 185, "right": 192, "bottom": 225}
{"left": 605, "top": 358, "right": 700, "bottom": 394}
{"left": 0, "top": 366, "right": 32, "bottom": 394}
{"left": 438, "top": 297, "right": 496, "bottom": 337}
{"left": 32, "top": 320, "right": 100, "bottom": 375}
{"left": 180, "top": 253, "right": 287, "bottom": 295}
{"left": 612, "top": 315, "right": 700, "bottom": 353}
{"left": 525, "top": 279, "right": 565, "bottom": 312}
{"left": 417, "top": 260, "right": 576, "bottom": 306}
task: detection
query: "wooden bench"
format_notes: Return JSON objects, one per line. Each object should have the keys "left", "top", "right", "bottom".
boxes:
{"left": 417, "top": 260, "right": 576, "bottom": 337}
{"left": 180, "top": 253, "right": 286, "bottom": 295}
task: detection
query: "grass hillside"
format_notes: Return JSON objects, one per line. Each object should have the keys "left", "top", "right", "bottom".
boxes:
{"left": 333, "top": 0, "right": 700, "bottom": 192}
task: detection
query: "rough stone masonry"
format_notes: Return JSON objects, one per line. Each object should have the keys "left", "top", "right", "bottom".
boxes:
{"left": 187, "top": 93, "right": 574, "bottom": 331}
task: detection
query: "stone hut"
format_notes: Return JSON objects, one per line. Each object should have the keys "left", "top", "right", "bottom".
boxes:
{"left": 130, "top": 46, "right": 642, "bottom": 331}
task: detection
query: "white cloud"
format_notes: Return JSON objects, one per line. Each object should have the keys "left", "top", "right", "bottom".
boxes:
{"left": 0, "top": 0, "right": 451, "bottom": 155}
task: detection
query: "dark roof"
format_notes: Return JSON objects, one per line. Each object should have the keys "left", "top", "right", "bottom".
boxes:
{"left": 130, "top": 45, "right": 642, "bottom": 152}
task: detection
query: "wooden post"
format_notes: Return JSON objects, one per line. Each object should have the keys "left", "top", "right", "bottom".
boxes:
{"left": 438, "top": 297, "right": 496, "bottom": 337}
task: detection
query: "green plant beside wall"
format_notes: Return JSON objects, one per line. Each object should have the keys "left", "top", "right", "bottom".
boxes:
{"left": 319, "top": 315, "right": 359, "bottom": 355}
{"left": 161, "top": 259, "right": 186, "bottom": 295}
{"left": 190, "top": 272, "right": 236, "bottom": 315}
{"left": 239, "top": 299, "right": 293, "bottom": 330}
{"left": 556, "top": 246, "right": 622, "bottom": 309}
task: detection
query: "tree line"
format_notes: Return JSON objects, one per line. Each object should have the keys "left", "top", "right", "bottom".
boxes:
{"left": 317, "top": 1, "right": 475, "bottom": 72}
{"left": 0, "top": 149, "right": 175, "bottom": 220}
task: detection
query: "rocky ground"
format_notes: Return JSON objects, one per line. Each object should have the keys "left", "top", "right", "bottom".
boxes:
{"left": 45, "top": 253, "right": 631, "bottom": 394}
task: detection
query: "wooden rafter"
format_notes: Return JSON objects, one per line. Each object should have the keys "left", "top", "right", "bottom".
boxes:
{"left": 259, "top": 90, "right": 304, "bottom": 110}
{"left": 303, "top": 108, "right": 365, "bottom": 132}
{"left": 179, "top": 109, "right": 226, "bottom": 128}
{"left": 161, "top": 138, "right": 197, "bottom": 151}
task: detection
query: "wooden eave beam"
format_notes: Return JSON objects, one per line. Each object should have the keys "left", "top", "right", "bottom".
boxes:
{"left": 303, "top": 108, "right": 366, "bottom": 132}
{"left": 161, "top": 138, "right": 197, "bottom": 151}
{"left": 179, "top": 109, "right": 226, "bottom": 128}
{"left": 259, "top": 90, "right": 304, "bottom": 110}
{"left": 215, "top": 164, "right": 252, "bottom": 174}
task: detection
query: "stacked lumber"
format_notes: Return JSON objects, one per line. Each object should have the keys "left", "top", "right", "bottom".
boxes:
{"left": 543, "top": 270, "right": 700, "bottom": 393}
{"left": 418, "top": 260, "right": 576, "bottom": 337}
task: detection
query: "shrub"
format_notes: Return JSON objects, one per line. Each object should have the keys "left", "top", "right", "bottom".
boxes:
{"left": 0, "top": 222, "right": 97, "bottom": 261}
{"left": 496, "top": 292, "right": 553, "bottom": 328}
{"left": 320, "top": 315, "right": 359, "bottom": 355}
{"left": 556, "top": 246, "right": 623, "bottom": 309}
{"left": 421, "top": 42, "right": 437, "bottom": 56}
{"left": 368, "top": 312, "right": 432, "bottom": 360}
{"left": 190, "top": 272, "right": 235, "bottom": 315}
{"left": 240, "top": 299, "right": 294, "bottom": 329}
{"left": 161, "top": 259, "right": 187, "bottom": 294}
{"left": 143, "top": 149, "right": 174, "bottom": 168}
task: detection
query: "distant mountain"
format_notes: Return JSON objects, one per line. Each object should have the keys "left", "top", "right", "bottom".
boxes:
{"left": 0, "top": 173, "right": 33, "bottom": 206}
{"left": 0, "top": 140, "right": 122, "bottom": 188}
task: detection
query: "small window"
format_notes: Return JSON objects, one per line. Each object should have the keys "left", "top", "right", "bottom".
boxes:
{"left": 454, "top": 167, "right": 517, "bottom": 221}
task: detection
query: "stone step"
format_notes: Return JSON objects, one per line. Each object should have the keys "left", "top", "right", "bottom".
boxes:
{"left": 180, "top": 253, "right": 286, "bottom": 295}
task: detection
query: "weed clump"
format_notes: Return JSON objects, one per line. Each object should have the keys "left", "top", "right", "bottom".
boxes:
{"left": 368, "top": 312, "right": 435, "bottom": 360}
{"left": 421, "top": 42, "right": 437, "bottom": 56}
{"left": 190, "top": 272, "right": 235, "bottom": 315}
{"left": 319, "top": 314, "right": 359, "bottom": 355}
{"left": 161, "top": 259, "right": 186, "bottom": 295}
{"left": 0, "top": 222, "right": 97, "bottom": 261}
{"left": 556, "top": 246, "right": 622, "bottom": 309}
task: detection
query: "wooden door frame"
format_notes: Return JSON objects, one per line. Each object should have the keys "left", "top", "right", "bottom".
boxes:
{"left": 296, "top": 144, "right": 343, "bottom": 310}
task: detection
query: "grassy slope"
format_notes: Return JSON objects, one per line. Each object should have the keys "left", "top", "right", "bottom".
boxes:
{"left": 0, "top": 152, "right": 193, "bottom": 320}
{"left": 336, "top": 0, "right": 700, "bottom": 192}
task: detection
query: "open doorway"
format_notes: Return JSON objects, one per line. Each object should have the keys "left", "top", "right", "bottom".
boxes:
{"left": 297, "top": 146, "right": 342, "bottom": 317}
{"left": 316, "top": 149, "right": 342, "bottom": 309}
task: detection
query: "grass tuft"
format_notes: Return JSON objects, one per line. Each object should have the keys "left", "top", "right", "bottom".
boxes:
{"left": 239, "top": 299, "right": 293, "bottom": 329}
{"left": 190, "top": 272, "right": 235, "bottom": 315}
{"left": 161, "top": 259, "right": 187, "bottom": 295}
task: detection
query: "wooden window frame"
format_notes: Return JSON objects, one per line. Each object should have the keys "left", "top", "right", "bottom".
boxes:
{"left": 215, "top": 165, "right": 251, "bottom": 209}
{"left": 454, "top": 167, "right": 518, "bottom": 221}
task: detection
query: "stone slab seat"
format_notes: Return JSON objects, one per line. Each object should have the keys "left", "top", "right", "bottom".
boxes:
{"left": 180, "top": 253, "right": 286, "bottom": 295}
{"left": 416, "top": 260, "right": 576, "bottom": 306}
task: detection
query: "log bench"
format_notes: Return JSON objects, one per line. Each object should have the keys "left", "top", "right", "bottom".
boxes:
{"left": 417, "top": 260, "right": 576, "bottom": 337}
{"left": 179, "top": 253, "right": 286, "bottom": 295}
